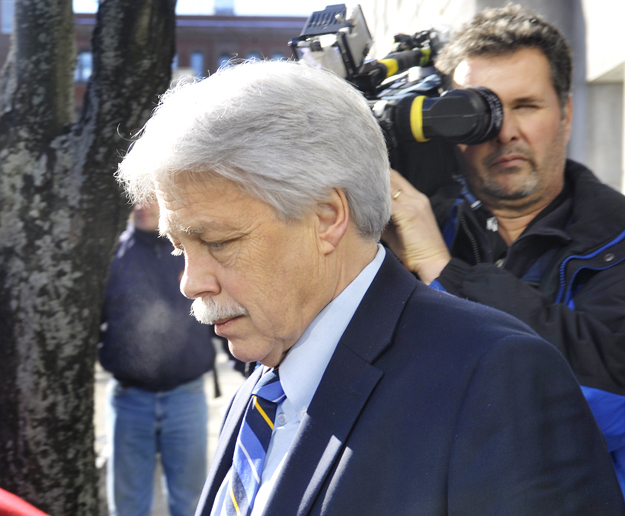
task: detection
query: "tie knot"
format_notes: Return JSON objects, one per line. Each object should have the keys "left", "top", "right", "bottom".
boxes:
{"left": 253, "top": 369, "right": 286, "bottom": 404}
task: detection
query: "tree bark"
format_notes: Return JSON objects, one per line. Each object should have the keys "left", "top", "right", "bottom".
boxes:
{"left": 0, "top": 0, "right": 176, "bottom": 513}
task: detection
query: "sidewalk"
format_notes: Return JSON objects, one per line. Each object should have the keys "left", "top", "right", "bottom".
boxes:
{"left": 94, "top": 340, "right": 247, "bottom": 516}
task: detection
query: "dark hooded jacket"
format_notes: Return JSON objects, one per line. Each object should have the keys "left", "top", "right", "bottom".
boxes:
{"left": 99, "top": 223, "right": 216, "bottom": 392}
{"left": 429, "top": 159, "right": 625, "bottom": 491}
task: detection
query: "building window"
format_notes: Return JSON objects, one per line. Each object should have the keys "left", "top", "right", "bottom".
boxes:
{"left": 1, "top": 0, "right": 14, "bottom": 34}
{"left": 190, "top": 51, "right": 204, "bottom": 77}
{"left": 270, "top": 52, "right": 286, "bottom": 61}
{"left": 217, "top": 53, "right": 232, "bottom": 69}
{"left": 74, "top": 51, "right": 93, "bottom": 82}
{"left": 172, "top": 53, "right": 179, "bottom": 71}
{"left": 214, "top": 0, "right": 235, "bottom": 15}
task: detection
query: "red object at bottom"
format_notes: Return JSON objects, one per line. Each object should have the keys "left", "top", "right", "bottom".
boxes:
{"left": 0, "top": 489, "right": 51, "bottom": 516}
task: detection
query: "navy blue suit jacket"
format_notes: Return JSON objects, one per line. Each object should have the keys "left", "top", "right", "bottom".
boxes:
{"left": 198, "top": 252, "right": 625, "bottom": 515}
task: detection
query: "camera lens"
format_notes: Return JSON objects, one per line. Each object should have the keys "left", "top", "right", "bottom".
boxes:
{"left": 394, "top": 86, "right": 503, "bottom": 145}
{"left": 446, "top": 87, "right": 503, "bottom": 144}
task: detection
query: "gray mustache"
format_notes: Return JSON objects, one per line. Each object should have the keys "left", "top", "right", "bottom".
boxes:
{"left": 190, "top": 297, "right": 248, "bottom": 325}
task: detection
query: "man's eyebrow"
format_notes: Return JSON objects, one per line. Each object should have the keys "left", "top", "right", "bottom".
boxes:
{"left": 158, "top": 213, "right": 202, "bottom": 238}
{"left": 159, "top": 221, "right": 204, "bottom": 239}
{"left": 158, "top": 215, "right": 234, "bottom": 239}
{"left": 513, "top": 95, "right": 544, "bottom": 104}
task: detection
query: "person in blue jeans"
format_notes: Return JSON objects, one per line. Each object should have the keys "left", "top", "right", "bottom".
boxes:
{"left": 99, "top": 202, "right": 217, "bottom": 516}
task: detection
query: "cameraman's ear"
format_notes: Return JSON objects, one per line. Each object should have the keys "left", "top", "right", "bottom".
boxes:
{"left": 563, "top": 95, "right": 573, "bottom": 142}
{"left": 315, "top": 188, "right": 349, "bottom": 255}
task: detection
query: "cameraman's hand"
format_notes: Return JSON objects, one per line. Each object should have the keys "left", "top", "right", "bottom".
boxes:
{"left": 383, "top": 169, "right": 451, "bottom": 284}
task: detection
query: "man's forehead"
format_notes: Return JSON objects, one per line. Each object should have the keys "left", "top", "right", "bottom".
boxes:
{"left": 453, "top": 49, "right": 549, "bottom": 84}
{"left": 156, "top": 188, "right": 250, "bottom": 239}
{"left": 154, "top": 173, "right": 286, "bottom": 239}
{"left": 155, "top": 173, "right": 243, "bottom": 208}
{"left": 154, "top": 177, "right": 208, "bottom": 230}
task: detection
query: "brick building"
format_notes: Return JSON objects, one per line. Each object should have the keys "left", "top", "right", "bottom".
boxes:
{"left": 0, "top": 2, "right": 306, "bottom": 111}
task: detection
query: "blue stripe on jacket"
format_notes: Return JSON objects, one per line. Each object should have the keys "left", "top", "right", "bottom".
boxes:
{"left": 581, "top": 385, "right": 625, "bottom": 497}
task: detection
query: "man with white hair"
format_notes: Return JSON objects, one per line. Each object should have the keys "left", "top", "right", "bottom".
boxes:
{"left": 116, "top": 60, "right": 625, "bottom": 515}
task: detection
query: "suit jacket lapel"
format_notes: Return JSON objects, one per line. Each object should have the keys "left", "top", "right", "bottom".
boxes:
{"left": 263, "top": 252, "right": 418, "bottom": 516}
{"left": 198, "top": 366, "right": 266, "bottom": 515}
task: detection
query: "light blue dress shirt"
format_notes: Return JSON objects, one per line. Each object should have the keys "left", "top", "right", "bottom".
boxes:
{"left": 210, "top": 245, "right": 385, "bottom": 516}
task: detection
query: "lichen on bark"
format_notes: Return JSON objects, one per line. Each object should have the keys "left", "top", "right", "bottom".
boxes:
{"left": 0, "top": 0, "right": 177, "bottom": 513}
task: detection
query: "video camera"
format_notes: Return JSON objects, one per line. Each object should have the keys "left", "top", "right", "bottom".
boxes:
{"left": 289, "top": 4, "right": 503, "bottom": 196}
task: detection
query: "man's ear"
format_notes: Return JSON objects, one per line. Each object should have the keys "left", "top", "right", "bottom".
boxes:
{"left": 316, "top": 188, "right": 350, "bottom": 255}
{"left": 563, "top": 95, "right": 573, "bottom": 143}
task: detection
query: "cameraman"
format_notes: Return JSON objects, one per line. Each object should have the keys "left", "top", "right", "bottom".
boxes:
{"left": 384, "top": 3, "right": 625, "bottom": 493}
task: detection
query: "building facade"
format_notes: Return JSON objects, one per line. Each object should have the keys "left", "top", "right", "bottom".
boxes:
{"left": 0, "top": 3, "right": 306, "bottom": 112}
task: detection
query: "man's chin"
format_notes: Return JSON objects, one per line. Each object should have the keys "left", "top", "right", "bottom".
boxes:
{"left": 228, "top": 339, "right": 284, "bottom": 368}
{"left": 227, "top": 340, "right": 261, "bottom": 365}
{"left": 478, "top": 170, "right": 538, "bottom": 202}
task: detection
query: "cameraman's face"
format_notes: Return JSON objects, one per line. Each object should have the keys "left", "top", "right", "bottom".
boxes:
{"left": 453, "top": 47, "right": 572, "bottom": 215}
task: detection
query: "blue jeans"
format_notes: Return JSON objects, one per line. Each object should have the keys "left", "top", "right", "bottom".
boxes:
{"left": 106, "top": 375, "right": 208, "bottom": 516}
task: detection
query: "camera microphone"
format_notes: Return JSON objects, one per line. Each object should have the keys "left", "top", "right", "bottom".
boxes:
{"left": 378, "top": 49, "right": 433, "bottom": 78}
{"left": 350, "top": 48, "right": 435, "bottom": 97}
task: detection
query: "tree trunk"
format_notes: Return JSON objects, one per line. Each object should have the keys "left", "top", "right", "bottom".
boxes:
{"left": 0, "top": 0, "right": 176, "bottom": 513}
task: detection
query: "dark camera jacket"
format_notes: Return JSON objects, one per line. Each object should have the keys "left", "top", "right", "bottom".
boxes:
{"left": 429, "top": 159, "right": 625, "bottom": 489}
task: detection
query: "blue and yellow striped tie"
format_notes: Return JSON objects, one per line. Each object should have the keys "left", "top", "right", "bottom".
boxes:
{"left": 225, "top": 369, "right": 285, "bottom": 516}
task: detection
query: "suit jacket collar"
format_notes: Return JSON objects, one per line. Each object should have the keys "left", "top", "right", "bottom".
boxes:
{"left": 200, "top": 252, "right": 418, "bottom": 516}
{"left": 264, "top": 252, "right": 417, "bottom": 515}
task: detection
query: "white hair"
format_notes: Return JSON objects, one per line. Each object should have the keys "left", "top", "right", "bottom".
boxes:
{"left": 116, "top": 60, "right": 391, "bottom": 240}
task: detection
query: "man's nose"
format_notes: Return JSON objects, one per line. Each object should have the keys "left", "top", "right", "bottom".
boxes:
{"left": 179, "top": 253, "right": 220, "bottom": 300}
{"left": 496, "top": 110, "right": 521, "bottom": 144}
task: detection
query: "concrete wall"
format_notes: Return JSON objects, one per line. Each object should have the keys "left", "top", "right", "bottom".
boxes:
{"left": 583, "top": 0, "right": 625, "bottom": 82}
{"left": 359, "top": 0, "right": 477, "bottom": 57}
{"left": 585, "top": 82, "right": 624, "bottom": 191}
{"left": 582, "top": 0, "right": 625, "bottom": 192}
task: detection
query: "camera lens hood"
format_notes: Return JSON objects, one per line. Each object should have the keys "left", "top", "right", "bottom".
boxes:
{"left": 393, "top": 86, "right": 503, "bottom": 145}
{"left": 457, "top": 86, "right": 503, "bottom": 144}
